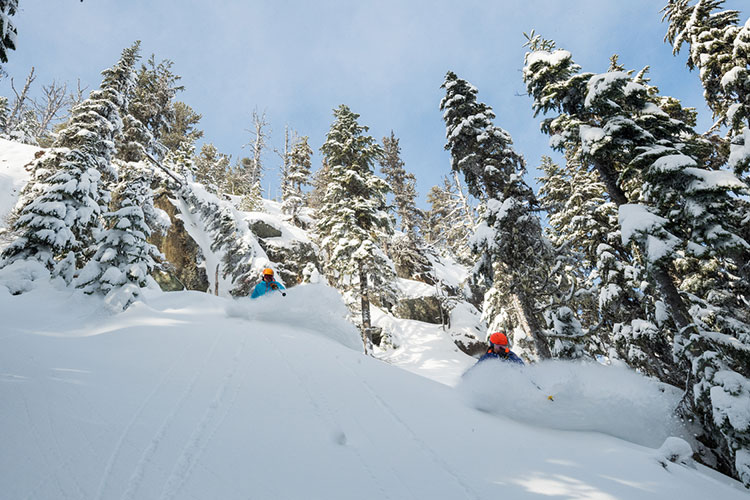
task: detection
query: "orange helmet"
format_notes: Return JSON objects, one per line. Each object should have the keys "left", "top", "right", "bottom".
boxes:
{"left": 489, "top": 332, "right": 510, "bottom": 353}
{"left": 262, "top": 268, "right": 274, "bottom": 276}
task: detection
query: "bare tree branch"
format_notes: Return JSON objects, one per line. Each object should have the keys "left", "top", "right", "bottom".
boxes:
{"left": 8, "top": 66, "right": 36, "bottom": 128}
{"left": 65, "top": 78, "right": 89, "bottom": 116}
{"left": 33, "top": 80, "right": 68, "bottom": 132}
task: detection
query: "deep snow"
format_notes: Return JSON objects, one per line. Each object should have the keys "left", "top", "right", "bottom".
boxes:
{"left": 1, "top": 138, "right": 749, "bottom": 498}
{"left": 1, "top": 281, "right": 749, "bottom": 499}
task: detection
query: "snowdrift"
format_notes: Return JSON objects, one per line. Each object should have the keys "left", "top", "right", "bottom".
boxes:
{"left": 1, "top": 281, "right": 748, "bottom": 499}
{"left": 460, "top": 359, "right": 686, "bottom": 447}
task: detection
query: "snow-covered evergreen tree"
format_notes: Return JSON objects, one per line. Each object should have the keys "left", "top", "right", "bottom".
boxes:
{"left": 380, "top": 131, "right": 424, "bottom": 239}
{"left": 524, "top": 33, "right": 750, "bottom": 485}
{"left": 0, "top": 95, "right": 9, "bottom": 132}
{"left": 306, "top": 158, "right": 331, "bottom": 212}
{"left": 178, "top": 183, "right": 259, "bottom": 296}
{"left": 239, "top": 180, "right": 264, "bottom": 212}
{"left": 193, "top": 143, "right": 230, "bottom": 194}
{"left": 75, "top": 163, "right": 164, "bottom": 310}
{"left": 129, "top": 55, "right": 183, "bottom": 159}
{"left": 424, "top": 173, "right": 476, "bottom": 265}
{"left": 281, "top": 135, "right": 312, "bottom": 226}
{"left": 160, "top": 101, "right": 203, "bottom": 153}
{"left": 537, "top": 153, "right": 673, "bottom": 370}
{"left": 663, "top": 0, "right": 750, "bottom": 177}
{"left": 378, "top": 131, "right": 434, "bottom": 284}
{"left": 314, "top": 105, "right": 396, "bottom": 351}
{"left": 441, "top": 70, "right": 557, "bottom": 359}
{"left": 163, "top": 140, "right": 195, "bottom": 184}
{"left": 0, "top": 0, "right": 18, "bottom": 70}
{"left": 6, "top": 108, "right": 40, "bottom": 145}
{"left": 1, "top": 42, "right": 139, "bottom": 278}
{"left": 113, "top": 42, "right": 155, "bottom": 164}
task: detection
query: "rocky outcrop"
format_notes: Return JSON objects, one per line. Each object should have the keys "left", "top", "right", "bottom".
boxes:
{"left": 249, "top": 219, "right": 282, "bottom": 239}
{"left": 393, "top": 296, "right": 446, "bottom": 325}
{"left": 256, "top": 238, "right": 320, "bottom": 287}
{"left": 388, "top": 235, "right": 436, "bottom": 285}
{"left": 149, "top": 194, "right": 209, "bottom": 292}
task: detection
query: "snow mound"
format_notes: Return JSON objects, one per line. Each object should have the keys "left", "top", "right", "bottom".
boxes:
{"left": 225, "top": 282, "right": 363, "bottom": 351}
{"left": 0, "top": 259, "right": 51, "bottom": 295}
{"left": 459, "top": 360, "right": 685, "bottom": 447}
{"left": 656, "top": 437, "right": 694, "bottom": 468}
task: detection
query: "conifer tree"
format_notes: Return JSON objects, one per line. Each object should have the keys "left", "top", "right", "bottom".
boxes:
{"left": 163, "top": 140, "right": 195, "bottom": 183}
{"left": 239, "top": 180, "right": 264, "bottom": 212}
{"left": 281, "top": 135, "right": 312, "bottom": 226}
{"left": 307, "top": 158, "right": 330, "bottom": 211}
{"left": 523, "top": 33, "right": 750, "bottom": 484}
{"left": 380, "top": 131, "right": 424, "bottom": 239}
{"left": 160, "top": 101, "right": 203, "bottom": 152}
{"left": 0, "top": 0, "right": 18, "bottom": 71}
{"left": 662, "top": 1, "right": 750, "bottom": 177}
{"left": 129, "top": 55, "right": 184, "bottom": 158}
{"left": 278, "top": 125, "right": 292, "bottom": 203}
{"left": 1, "top": 42, "right": 139, "bottom": 278}
{"left": 538, "top": 153, "right": 672, "bottom": 372}
{"left": 441, "top": 71, "right": 556, "bottom": 359}
{"left": 424, "top": 174, "right": 476, "bottom": 265}
{"left": 0, "top": 96, "right": 9, "bottom": 133}
{"left": 75, "top": 163, "right": 164, "bottom": 310}
{"left": 378, "top": 131, "right": 433, "bottom": 284}
{"left": 314, "top": 105, "right": 396, "bottom": 352}
{"left": 6, "top": 108, "right": 40, "bottom": 145}
{"left": 193, "top": 143, "right": 230, "bottom": 194}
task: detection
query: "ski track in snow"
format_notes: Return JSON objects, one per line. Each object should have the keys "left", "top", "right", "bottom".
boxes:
{"left": 94, "top": 332, "right": 210, "bottom": 500}
{"left": 157, "top": 329, "right": 249, "bottom": 500}
{"left": 22, "top": 396, "right": 72, "bottom": 500}
{"left": 263, "top": 331, "right": 396, "bottom": 500}
{"left": 20, "top": 359, "right": 93, "bottom": 500}
{"left": 337, "top": 359, "right": 482, "bottom": 500}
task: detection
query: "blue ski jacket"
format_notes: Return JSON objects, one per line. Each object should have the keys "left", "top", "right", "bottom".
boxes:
{"left": 476, "top": 349, "right": 525, "bottom": 366}
{"left": 250, "top": 280, "right": 286, "bottom": 299}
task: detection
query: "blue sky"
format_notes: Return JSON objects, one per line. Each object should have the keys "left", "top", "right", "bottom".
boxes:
{"left": 2, "top": 1, "right": 747, "bottom": 207}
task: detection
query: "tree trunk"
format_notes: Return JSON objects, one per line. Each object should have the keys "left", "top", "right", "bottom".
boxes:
{"left": 359, "top": 263, "right": 373, "bottom": 354}
{"left": 8, "top": 67, "right": 36, "bottom": 129}
{"left": 593, "top": 158, "right": 698, "bottom": 337}
{"left": 651, "top": 263, "right": 696, "bottom": 336}
{"left": 511, "top": 290, "right": 552, "bottom": 359}
{"left": 592, "top": 160, "right": 628, "bottom": 206}
{"left": 452, "top": 171, "right": 478, "bottom": 227}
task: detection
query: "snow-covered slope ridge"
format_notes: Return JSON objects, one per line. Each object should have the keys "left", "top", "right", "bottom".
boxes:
{"left": 1, "top": 281, "right": 747, "bottom": 500}
{"left": 0, "top": 138, "right": 39, "bottom": 230}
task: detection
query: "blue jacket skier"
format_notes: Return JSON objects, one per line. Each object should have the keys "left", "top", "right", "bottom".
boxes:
{"left": 475, "top": 332, "right": 524, "bottom": 366}
{"left": 250, "top": 268, "right": 286, "bottom": 298}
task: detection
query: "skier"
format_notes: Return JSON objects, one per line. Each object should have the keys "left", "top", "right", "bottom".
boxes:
{"left": 475, "top": 332, "right": 524, "bottom": 366}
{"left": 250, "top": 268, "right": 286, "bottom": 298}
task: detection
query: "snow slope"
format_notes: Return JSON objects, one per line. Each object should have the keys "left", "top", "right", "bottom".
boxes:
{"left": 1, "top": 282, "right": 748, "bottom": 500}
{"left": 1, "top": 138, "right": 747, "bottom": 498}
{"left": 0, "top": 139, "right": 38, "bottom": 228}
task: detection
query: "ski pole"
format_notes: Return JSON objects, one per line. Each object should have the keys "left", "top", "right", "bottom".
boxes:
{"left": 529, "top": 378, "right": 554, "bottom": 401}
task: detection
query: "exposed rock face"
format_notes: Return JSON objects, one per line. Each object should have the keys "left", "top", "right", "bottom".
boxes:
{"left": 257, "top": 238, "right": 321, "bottom": 288}
{"left": 249, "top": 219, "right": 282, "bottom": 239}
{"left": 149, "top": 195, "right": 209, "bottom": 292}
{"left": 389, "top": 235, "right": 436, "bottom": 285}
{"left": 393, "top": 296, "right": 446, "bottom": 324}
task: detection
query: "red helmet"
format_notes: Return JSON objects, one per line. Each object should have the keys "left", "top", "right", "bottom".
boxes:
{"left": 490, "top": 332, "right": 510, "bottom": 354}
{"left": 489, "top": 332, "right": 508, "bottom": 345}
